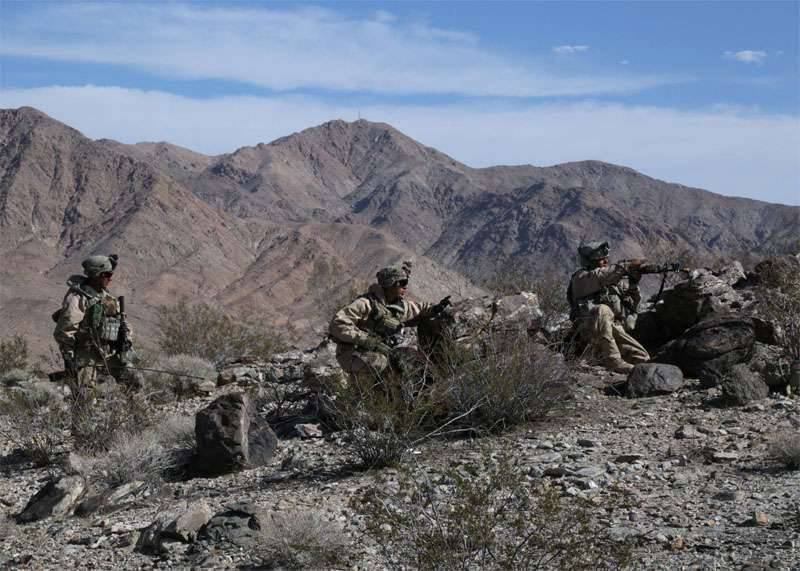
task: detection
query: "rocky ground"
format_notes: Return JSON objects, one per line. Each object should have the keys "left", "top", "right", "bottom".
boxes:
{"left": 1, "top": 360, "right": 798, "bottom": 570}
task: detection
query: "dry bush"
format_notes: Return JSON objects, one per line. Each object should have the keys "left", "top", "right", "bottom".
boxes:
{"left": 0, "top": 335, "right": 28, "bottom": 375}
{"left": 82, "top": 414, "right": 196, "bottom": 487}
{"left": 250, "top": 511, "right": 349, "bottom": 569}
{"left": 769, "top": 431, "right": 800, "bottom": 470}
{"left": 69, "top": 387, "right": 152, "bottom": 454}
{"left": 157, "top": 298, "right": 284, "bottom": 367}
{"left": 358, "top": 452, "right": 632, "bottom": 570}
{"left": 0, "top": 387, "right": 69, "bottom": 466}
{"left": 483, "top": 264, "right": 571, "bottom": 331}
{"left": 142, "top": 353, "right": 216, "bottom": 402}
{"left": 433, "top": 332, "right": 571, "bottom": 434}
{"left": 333, "top": 333, "right": 572, "bottom": 468}
{"left": 0, "top": 368, "right": 34, "bottom": 386}
{"left": 756, "top": 258, "right": 800, "bottom": 365}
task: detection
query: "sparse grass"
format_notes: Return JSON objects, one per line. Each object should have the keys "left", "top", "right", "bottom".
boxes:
{"left": 250, "top": 511, "right": 349, "bottom": 570}
{"left": 0, "top": 368, "right": 34, "bottom": 386}
{"left": 157, "top": 298, "right": 285, "bottom": 367}
{"left": 769, "top": 431, "right": 800, "bottom": 470}
{"left": 0, "top": 335, "right": 28, "bottom": 376}
{"left": 81, "top": 414, "right": 196, "bottom": 487}
{"left": 358, "top": 451, "right": 633, "bottom": 570}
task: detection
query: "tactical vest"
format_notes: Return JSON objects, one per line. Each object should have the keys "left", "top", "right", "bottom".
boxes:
{"left": 54, "top": 283, "right": 121, "bottom": 344}
{"left": 360, "top": 293, "right": 405, "bottom": 343}
{"left": 567, "top": 270, "right": 625, "bottom": 321}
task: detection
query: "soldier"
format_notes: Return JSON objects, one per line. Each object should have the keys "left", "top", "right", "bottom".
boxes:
{"left": 329, "top": 262, "right": 451, "bottom": 389}
{"left": 53, "top": 254, "right": 141, "bottom": 396}
{"left": 567, "top": 241, "right": 650, "bottom": 373}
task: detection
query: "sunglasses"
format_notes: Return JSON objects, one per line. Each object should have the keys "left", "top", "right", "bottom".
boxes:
{"left": 396, "top": 279, "right": 408, "bottom": 287}
{"left": 99, "top": 272, "right": 114, "bottom": 279}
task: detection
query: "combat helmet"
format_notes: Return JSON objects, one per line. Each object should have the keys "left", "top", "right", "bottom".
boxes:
{"left": 577, "top": 241, "right": 610, "bottom": 269}
{"left": 82, "top": 254, "right": 119, "bottom": 277}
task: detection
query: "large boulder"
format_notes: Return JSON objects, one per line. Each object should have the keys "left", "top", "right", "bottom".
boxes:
{"left": 626, "top": 364, "right": 685, "bottom": 397}
{"left": 748, "top": 343, "right": 792, "bottom": 388}
{"left": 192, "top": 392, "right": 278, "bottom": 476}
{"left": 655, "top": 314, "right": 755, "bottom": 387}
{"left": 655, "top": 264, "right": 754, "bottom": 339}
{"left": 15, "top": 475, "right": 86, "bottom": 523}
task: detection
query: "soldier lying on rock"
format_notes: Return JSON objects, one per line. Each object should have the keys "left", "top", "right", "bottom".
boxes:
{"left": 567, "top": 241, "right": 679, "bottom": 374}
{"left": 53, "top": 254, "right": 142, "bottom": 397}
{"left": 328, "top": 262, "right": 451, "bottom": 392}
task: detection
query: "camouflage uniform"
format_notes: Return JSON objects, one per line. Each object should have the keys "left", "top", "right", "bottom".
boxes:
{"left": 568, "top": 242, "right": 650, "bottom": 373}
{"left": 53, "top": 255, "right": 141, "bottom": 394}
{"left": 329, "top": 265, "right": 436, "bottom": 388}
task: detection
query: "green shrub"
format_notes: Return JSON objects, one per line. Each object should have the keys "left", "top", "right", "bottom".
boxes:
{"left": 156, "top": 298, "right": 284, "bottom": 367}
{"left": 358, "top": 451, "right": 633, "bottom": 570}
{"left": 0, "top": 336, "right": 28, "bottom": 375}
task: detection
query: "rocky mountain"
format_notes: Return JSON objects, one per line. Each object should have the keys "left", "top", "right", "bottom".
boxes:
{"left": 1, "top": 106, "right": 798, "bottom": 354}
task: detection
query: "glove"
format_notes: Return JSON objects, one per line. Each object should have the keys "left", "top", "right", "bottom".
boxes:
{"left": 668, "top": 262, "right": 682, "bottom": 272}
{"left": 432, "top": 295, "right": 452, "bottom": 315}
{"left": 360, "top": 335, "right": 392, "bottom": 356}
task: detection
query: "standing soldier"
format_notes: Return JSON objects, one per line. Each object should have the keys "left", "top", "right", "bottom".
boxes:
{"left": 567, "top": 241, "right": 650, "bottom": 373}
{"left": 53, "top": 254, "right": 141, "bottom": 396}
{"left": 329, "top": 262, "right": 450, "bottom": 389}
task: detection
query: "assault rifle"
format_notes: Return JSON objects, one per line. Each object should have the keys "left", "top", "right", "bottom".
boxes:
{"left": 619, "top": 260, "right": 683, "bottom": 304}
{"left": 116, "top": 296, "right": 133, "bottom": 355}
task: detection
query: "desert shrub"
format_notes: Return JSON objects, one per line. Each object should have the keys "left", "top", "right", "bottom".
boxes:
{"left": 358, "top": 452, "right": 632, "bottom": 570}
{"left": 250, "top": 511, "right": 349, "bottom": 570}
{"left": 69, "top": 387, "right": 152, "bottom": 454}
{"left": 769, "top": 431, "right": 800, "bottom": 470}
{"left": 433, "top": 332, "right": 571, "bottom": 433}
{"left": 157, "top": 298, "right": 284, "bottom": 367}
{"left": 142, "top": 353, "right": 216, "bottom": 402}
{"left": 0, "top": 368, "right": 33, "bottom": 386}
{"left": 83, "top": 414, "right": 196, "bottom": 487}
{"left": 756, "top": 258, "right": 800, "bottom": 368}
{"left": 0, "top": 335, "right": 28, "bottom": 375}
{"left": 0, "top": 388, "right": 69, "bottom": 466}
{"left": 483, "top": 265, "right": 571, "bottom": 330}
{"left": 333, "top": 332, "right": 571, "bottom": 468}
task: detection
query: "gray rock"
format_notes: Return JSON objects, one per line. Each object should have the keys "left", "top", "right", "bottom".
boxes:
{"left": 711, "top": 451, "right": 739, "bottom": 463}
{"left": 721, "top": 364, "right": 769, "bottom": 406}
{"left": 15, "top": 476, "right": 86, "bottom": 523}
{"left": 197, "top": 502, "right": 262, "bottom": 548}
{"left": 193, "top": 392, "right": 278, "bottom": 476}
{"left": 135, "top": 520, "right": 167, "bottom": 555}
{"left": 627, "top": 364, "right": 685, "bottom": 397}
{"left": 295, "top": 423, "right": 323, "bottom": 439}
{"left": 163, "top": 502, "right": 213, "bottom": 543}
{"left": 749, "top": 343, "right": 791, "bottom": 388}
{"left": 614, "top": 454, "right": 645, "bottom": 464}
{"left": 675, "top": 425, "right": 702, "bottom": 439}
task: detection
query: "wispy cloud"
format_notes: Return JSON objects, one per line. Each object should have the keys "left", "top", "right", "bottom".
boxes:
{"left": 553, "top": 45, "right": 590, "bottom": 54}
{"left": 724, "top": 50, "right": 768, "bottom": 64}
{"left": 2, "top": 86, "right": 797, "bottom": 205}
{"left": 0, "top": 4, "right": 683, "bottom": 97}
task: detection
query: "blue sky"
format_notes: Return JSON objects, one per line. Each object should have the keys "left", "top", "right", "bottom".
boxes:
{"left": 1, "top": 1, "right": 798, "bottom": 205}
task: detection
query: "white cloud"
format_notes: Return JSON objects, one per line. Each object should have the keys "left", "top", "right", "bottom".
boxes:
{"left": 0, "top": 4, "right": 683, "bottom": 97}
{"left": 724, "top": 50, "right": 768, "bottom": 64}
{"left": 2, "top": 86, "right": 798, "bottom": 206}
{"left": 553, "top": 45, "right": 590, "bottom": 54}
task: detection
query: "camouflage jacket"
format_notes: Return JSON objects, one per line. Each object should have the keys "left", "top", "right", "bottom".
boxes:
{"left": 568, "top": 264, "right": 641, "bottom": 321}
{"left": 329, "top": 284, "right": 434, "bottom": 350}
{"left": 53, "top": 275, "right": 122, "bottom": 357}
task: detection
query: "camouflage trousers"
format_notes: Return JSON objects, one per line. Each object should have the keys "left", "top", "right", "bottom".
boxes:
{"left": 68, "top": 345, "right": 142, "bottom": 397}
{"left": 575, "top": 304, "right": 650, "bottom": 371}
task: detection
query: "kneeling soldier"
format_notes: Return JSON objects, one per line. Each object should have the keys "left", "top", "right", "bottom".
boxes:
{"left": 329, "top": 262, "right": 450, "bottom": 390}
